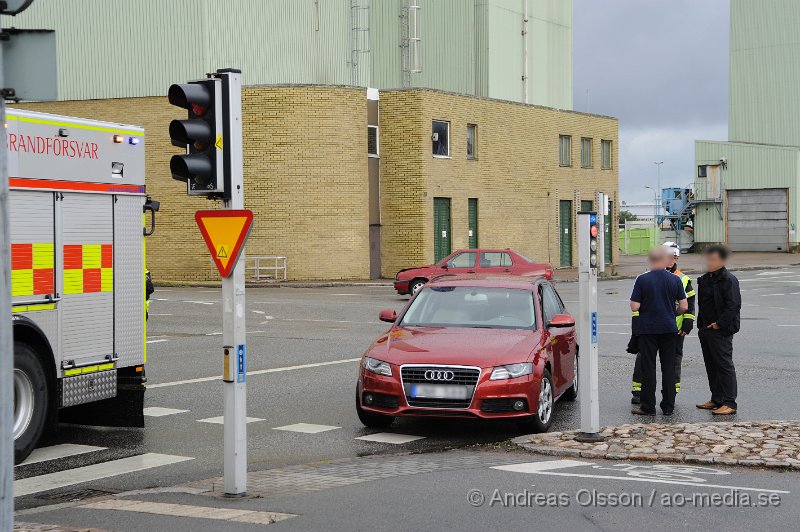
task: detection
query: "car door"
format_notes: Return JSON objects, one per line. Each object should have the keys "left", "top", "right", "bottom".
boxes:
{"left": 540, "top": 283, "right": 574, "bottom": 394}
{"left": 443, "top": 251, "right": 477, "bottom": 274}
{"left": 478, "top": 251, "right": 513, "bottom": 274}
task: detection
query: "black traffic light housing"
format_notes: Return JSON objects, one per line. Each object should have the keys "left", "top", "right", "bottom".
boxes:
{"left": 168, "top": 78, "right": 225, "bottom": 197}
{"left": 588, "top": 212, "right": 599, "bottom": 269}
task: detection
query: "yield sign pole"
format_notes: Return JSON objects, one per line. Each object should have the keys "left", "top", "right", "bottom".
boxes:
{"left": 218, "top": 69, "right": 248, "bottom": 496}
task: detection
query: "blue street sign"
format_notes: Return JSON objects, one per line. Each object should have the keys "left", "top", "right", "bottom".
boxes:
{"left": 590, "top": 214, "right": 597, "bottom": 224}
{"left": 236, "top": 344, "right": 246, "bottom": 383}
{"left": 591, "top": 312, "right": 598, "bottom": 344}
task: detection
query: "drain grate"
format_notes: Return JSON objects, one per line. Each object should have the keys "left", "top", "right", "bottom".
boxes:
{"left": 39, "top": 488, "right": 118, "bottom": 502}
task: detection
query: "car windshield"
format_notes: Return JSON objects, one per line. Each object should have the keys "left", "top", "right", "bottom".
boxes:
{"left": 400, "top": 286, "right": 537, "bottom": 329}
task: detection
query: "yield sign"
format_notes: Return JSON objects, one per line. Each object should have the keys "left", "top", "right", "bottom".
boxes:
{"left": 195, "top": 209, "right": 254, "bottom": 278}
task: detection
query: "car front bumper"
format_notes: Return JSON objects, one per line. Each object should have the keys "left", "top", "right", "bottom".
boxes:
{"left": 358, "top": 367, "right": 540, "bottom": 420}
{"left": 393, "top": 280, "right": 410, "bottom": 294}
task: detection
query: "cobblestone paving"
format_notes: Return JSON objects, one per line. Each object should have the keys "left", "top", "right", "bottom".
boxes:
{"left": 182, "top": 452, "right": 528, "bottom": 497}
{"left": 515, "top": 421, "right": 800, "bottom": 468}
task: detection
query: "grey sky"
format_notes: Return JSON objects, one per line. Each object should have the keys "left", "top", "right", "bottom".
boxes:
{"left": 573, "top": 0, "right": 730, "bottom": 205}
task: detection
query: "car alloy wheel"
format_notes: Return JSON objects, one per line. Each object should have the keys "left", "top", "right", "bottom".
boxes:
{"left": 410, "top": 280, "right": 425, "bottom": 295}
{"left": 538, "top": 377, "right": 553, "bottom": 425}
{"left": 13, "top": 368, "right": 35, "bottom": 441}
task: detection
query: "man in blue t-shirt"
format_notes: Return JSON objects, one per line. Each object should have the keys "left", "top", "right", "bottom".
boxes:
{"left": 629, "top": 247, "right": 688, "bottom": 415}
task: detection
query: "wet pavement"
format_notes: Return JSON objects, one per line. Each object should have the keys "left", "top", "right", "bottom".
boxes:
{"left": 13, "top": 265, "right": 800, "bottom": 525}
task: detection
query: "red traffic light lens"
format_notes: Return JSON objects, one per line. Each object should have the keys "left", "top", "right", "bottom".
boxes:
{"left": 590, "top": 225, "right": 598, "bottom": 237}
{"left": 191, "top": 103, "right": 207, "bottom": 117}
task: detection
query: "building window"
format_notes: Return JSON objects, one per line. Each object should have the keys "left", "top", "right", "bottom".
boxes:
{"left": 559, "top": 135, "right": 571, "bottom": 166}
{"left": 432, "top": 120, "right": 450, "bottom": 157}
{"left": 367, "top": 125, "right": 379, "bottom": 157}
{"left": 581, "top": 138, "right": 592, "bottom": 168}
{"left": 601, "top": 139, "right": 612, "bottom": 169}
{"left": 466, "top": 124, "right": 477, "bottom": 159}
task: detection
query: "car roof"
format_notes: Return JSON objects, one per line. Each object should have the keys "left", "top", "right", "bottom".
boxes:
{"left": 426, "top": 274, "right": 547, "bottom": 290}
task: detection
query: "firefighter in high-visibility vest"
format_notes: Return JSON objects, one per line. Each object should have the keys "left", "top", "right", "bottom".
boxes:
{"left": 631, "top": 242, "right": 696, "bottom": 404}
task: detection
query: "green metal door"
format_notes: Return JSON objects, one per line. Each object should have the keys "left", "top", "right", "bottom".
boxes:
{"left": 468, "top": 198, "right": 478, "bottom": 248}
{"left": 434, "top": 197, "right": 452, "bottom": 263}
{"left": 604, "top": 199, "right": 613, "bottom": 264}
{"left": 580, "top": 200, "right": 593, "bottom": 212}
{"left": 559, "top": 200, "right": 573, "bottom": 267}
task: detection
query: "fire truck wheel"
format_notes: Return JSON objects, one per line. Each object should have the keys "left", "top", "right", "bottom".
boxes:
{"left": 14, "top": 342, "right": 50, "bottom": 465}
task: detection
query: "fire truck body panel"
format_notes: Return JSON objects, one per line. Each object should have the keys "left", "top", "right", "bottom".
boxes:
{"left": 8, "top": 109, "right": 148, "bottom": 460}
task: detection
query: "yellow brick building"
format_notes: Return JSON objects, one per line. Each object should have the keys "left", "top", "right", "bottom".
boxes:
{"left": 14, "top": 85, "right": 618, "bottom": 281}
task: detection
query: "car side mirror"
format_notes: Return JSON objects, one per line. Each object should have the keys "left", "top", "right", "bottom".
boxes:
{"left": 379, "top": 309, "right": 397, "bottom": 323}
{"left": 548, "top": 313, "right": 575, "bottom": 328}
{"left": 441, "top": 264, "right": 448, "bottom": 269}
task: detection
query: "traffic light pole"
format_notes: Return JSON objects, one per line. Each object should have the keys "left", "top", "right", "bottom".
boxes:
{"left": 576, "top": 212, "right": 604, "bottom": 443}
{"left": 218, "top": 69, "right": 247, "bottom": 496}
{"left": 1, "top": 46, "right": 14, "bottom": 530}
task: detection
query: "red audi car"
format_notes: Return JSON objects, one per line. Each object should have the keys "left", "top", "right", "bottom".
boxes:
{"left": 356, "top": 275, "right": 577, "bottom": 433}
{"left": 393, "top": 249, "right": 553, "bottom": 296}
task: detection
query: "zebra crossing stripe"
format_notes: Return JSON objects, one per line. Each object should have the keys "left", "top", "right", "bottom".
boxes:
{"left": 14, "top": 453, "right": 193, "bottom": 497}
{"left": 17, "top": 444, "right": 106, "bottom": 467}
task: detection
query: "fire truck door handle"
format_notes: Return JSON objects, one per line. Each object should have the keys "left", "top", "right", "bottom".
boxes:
{"left": 143, "top": 204, "right": 156, "bottom": 236}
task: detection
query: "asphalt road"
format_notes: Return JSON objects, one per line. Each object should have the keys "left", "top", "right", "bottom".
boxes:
{"left": 13, "top": 265, "right": 800, "bottom": 526}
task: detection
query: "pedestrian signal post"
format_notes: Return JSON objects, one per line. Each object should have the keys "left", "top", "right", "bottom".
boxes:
{"left": 576, "top": 211, "right": 604, "bottom": 443}
{"left": 173, "top": 68, "right": 250, "bottom": 496}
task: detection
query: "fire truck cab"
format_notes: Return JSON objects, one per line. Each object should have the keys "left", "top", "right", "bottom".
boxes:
{"left": 7, "top": 109, "right": 154, "bottom": 463}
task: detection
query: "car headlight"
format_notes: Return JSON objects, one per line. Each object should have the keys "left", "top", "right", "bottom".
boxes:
{"left": 490, "top": 363, "right": 533, "bottom": 380}
{"left": 363, "top": 357, "right": 393, "bottom": 377}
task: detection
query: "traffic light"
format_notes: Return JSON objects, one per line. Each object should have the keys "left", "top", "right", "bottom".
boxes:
{"left": 168, "top": 78, "right": 224, "bottom": 197}
{"left": 588, "top": 213, "right": 599, "bottom": 269}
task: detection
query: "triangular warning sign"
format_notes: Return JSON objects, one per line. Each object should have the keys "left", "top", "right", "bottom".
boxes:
{"left": 195, "top": 209, "right": 254, "bottom": 278}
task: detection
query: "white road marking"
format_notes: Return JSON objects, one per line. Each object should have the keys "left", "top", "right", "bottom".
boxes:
{"left": 184, "top": 300, "right": 216, "bottom": 305}
{"left": 777, "top": 324, "right": 800, "bottom": 327}
{"left": 760, "top": 293, "right": 785, "bottom": 297}
{"left": 14, "top": 453, "right": 193, "bottom": 497}
{"left": 494, "top": 459, "right": 591, "bottom": 472}
{"left": 149, "top": 313, "right": 173, "bottom": 316}
{"left": 273, "top": 423, "right": 341, "bottom": 434}
{"left": 251, "top": 310, "right": 266, "bottom": 314}
{"left": 755, "top": 271, "right": 793, "bottom": 276}
{"left": 197, "top": 416, "right": 264, "bottom": 425}
{"left": 205, "top": 332, "right": 223, "bottom": 336}
{"left": 355, "top": 433, "right": 425, "bottom": 444}
{"left": 146, "top": 339, "right": 168, "bottom": 344}
{"left": 143, "top": 407, "right": 189, "bottom": 417}
{"left": 768, "top": 307, "right": 788, "bottom": 311}
{"left": 276, "top": 318, "right": 374, "bottom": 325}
{"left": 152, "top": 298, "right": 170, "bottom": 301}
{"left": 492, "top": 461, "right": 790, "bottom": 494}
{"left": 17, "top": 444, "right": 106, "bottom": 467}
{"left": 149, "top": 358, "right": 360, "bottom": 389}
{"left": 79, "top": 499, "right": 295, "bottom": 524}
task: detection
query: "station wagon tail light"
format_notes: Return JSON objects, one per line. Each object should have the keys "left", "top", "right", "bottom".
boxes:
{"left": 490, "top": 362, "right": 532, "bottom": 380}
{"left": 363, "top": 357, "right": 393, "bottom": 377}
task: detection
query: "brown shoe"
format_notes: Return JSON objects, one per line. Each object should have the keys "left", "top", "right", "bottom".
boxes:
{"left": 712, "top": 405, "right": 737, "bottom": 415}
{"left": 696, "top": 401, "right": 718, "bottom": 410}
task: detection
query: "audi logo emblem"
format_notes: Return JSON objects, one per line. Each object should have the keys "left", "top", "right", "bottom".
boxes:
{"left": 424, "top": 370, "right": 455, "bottom": 381}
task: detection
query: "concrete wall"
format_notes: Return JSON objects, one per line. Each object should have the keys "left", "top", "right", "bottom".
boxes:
{"left": 14, "top": 86, "right": 371, "bottom": 281}
{"left": 379, "top": 89, "right": 618, "bottom": 277}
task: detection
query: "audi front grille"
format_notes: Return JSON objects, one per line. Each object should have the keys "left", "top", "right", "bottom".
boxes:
{"left": 400, "top": 365, "right": 481, "bottom": 409}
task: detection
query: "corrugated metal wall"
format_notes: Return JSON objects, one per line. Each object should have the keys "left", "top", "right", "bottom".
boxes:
{"left": 694, "top": 140, "right": 799, "bottom": 244}
{"left": 13, "top": 0, "right": 571, "bottom": 109}
{"left": 729, "top": 0, "right": 800, "bottom": 146}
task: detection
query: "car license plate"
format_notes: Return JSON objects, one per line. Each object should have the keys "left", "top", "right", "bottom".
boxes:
{"left": 409, "top": 384, "right": 469, "bottom": 400}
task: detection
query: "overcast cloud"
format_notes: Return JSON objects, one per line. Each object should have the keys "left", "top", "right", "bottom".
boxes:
{"left": 573, "top": 0, "right": 730, "bottom": 204}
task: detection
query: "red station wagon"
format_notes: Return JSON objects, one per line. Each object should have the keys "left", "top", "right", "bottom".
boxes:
{"left": 393, "top": 249, "right": 553, "bottom": 296}
{"left": 357, "top": 275, "right": 577, "bottom": 433}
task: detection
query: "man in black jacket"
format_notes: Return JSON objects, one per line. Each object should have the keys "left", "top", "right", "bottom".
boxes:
{"left": 696, "top": 245, "right": 741, "bottom": 415}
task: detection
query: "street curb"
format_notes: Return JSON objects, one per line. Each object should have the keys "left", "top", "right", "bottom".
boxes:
{"left": 510, "top": 428, "right": 800, "bottom": 470}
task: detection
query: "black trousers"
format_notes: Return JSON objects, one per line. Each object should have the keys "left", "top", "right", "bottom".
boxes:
{"left": 632, "top": 335, "right": 684, "bottom": 394}
{"left": 698, "top": 328, "right": 737, "bottom": 409}
{"left": 638, "top": 333, "right": 678, "bottom": 413}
